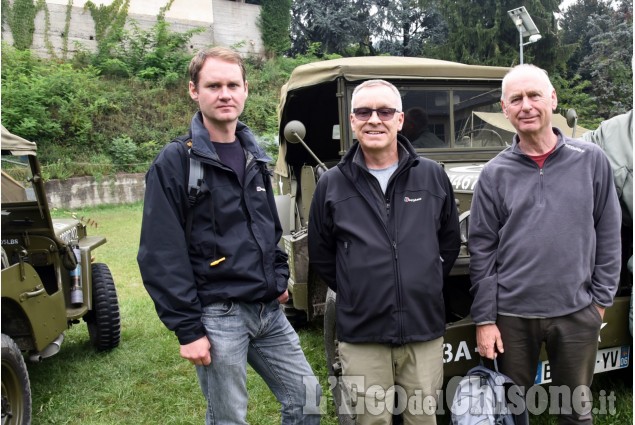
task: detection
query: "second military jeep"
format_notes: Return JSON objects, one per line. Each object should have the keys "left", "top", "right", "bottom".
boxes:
{"left": 272, "top": 56, "right": 632, "bottom": 421}
{"left": 1, "top": 126, "right": 121, "bottom": 425}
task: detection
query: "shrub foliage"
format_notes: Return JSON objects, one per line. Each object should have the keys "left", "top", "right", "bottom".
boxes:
{"left": 1, "top": 36, "right": 321, "bottom": 179}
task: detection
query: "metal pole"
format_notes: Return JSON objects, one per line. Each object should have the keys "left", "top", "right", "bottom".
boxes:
{"left": 519, "top": 26, "right": 524, "bottom": 64}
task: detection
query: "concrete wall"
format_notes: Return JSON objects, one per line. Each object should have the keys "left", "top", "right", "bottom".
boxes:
{"left": 2, "top": 0, "right": 264, "bottom": 58}
{"left": 45, "top": 173, "right": 146, "bottom": 209}
{"left": 212, "top": 0, "right": 262, "bottom": 54}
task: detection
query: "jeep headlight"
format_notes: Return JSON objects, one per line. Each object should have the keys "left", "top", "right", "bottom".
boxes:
{"left": 459, "top": 211, "right": 470, "bottom": 244}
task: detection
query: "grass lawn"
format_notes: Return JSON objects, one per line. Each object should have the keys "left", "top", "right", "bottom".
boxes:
{"left": 27, "top": 203, "right": 632, "bottom": 424}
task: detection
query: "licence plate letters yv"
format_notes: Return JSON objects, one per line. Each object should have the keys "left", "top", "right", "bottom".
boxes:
{"left": 535, "top": 346, "right": 631, "bottom": 385}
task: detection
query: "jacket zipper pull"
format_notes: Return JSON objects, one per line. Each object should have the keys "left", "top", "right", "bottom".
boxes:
{"left": 210, "top": 257, "right": 226, "bottom": 267}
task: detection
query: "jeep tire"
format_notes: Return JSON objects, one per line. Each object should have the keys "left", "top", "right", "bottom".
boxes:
{"left": 84, "top": 263, "right": 121, "bottom": 351}
{"left": 1, "top": 333, "right": 31, "bottom": 425}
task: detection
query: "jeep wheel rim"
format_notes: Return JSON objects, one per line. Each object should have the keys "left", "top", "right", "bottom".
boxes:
{"left": 1, "top": 360, "right": 25, "bottom": 425}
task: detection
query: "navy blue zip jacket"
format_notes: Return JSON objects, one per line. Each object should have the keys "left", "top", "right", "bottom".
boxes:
{"left": 137, "top": 112, "right": 288, "bottom": 345}
{"left": 308, "top": 136, "right": 460, "bottom": 345}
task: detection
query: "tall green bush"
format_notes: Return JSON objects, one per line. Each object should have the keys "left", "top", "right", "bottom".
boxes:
{"left": 552, "top": 74, "right": 603, "bottom": 130}
{"left": 259, "top": 0, "right": 292, "bottom": 57}
{"left": 1, "top": 0, "right": 209, "bottom": 177}
{"left": 1, "top": 25, "right": 327, "bottom": 178}
{"left": 86, "top": 0, "right": 204, "bottom": 85}
{"left": 1, "top": 43, "right": 110, "bottom": 153}
{"left": 241, "top": 53, "right": 326, "bottom": 137}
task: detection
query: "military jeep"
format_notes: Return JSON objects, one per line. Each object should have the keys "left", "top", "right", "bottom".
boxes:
{"left": 1, "top": 126, "right": 121, "bottom": 425}
{"left": 272, "top": 56, "right": 632, "bottom": 420}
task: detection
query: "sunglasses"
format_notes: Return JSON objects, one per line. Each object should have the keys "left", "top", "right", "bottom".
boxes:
{"left": 352, "top": 108, "right": 399, "bottom": 121}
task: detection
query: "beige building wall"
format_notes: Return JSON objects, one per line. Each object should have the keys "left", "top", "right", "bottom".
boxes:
{"left": 2, "top": 0, "right": 264, "bottom": 58}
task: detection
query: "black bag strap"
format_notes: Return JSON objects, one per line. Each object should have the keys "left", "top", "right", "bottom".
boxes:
{"left": 171, "top": 135, "right": 206, "bottom": 247}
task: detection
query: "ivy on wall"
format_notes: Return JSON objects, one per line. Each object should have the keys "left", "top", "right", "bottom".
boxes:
{"left": 2, "top": 0, "right": 131, "bottom": 57}
{"left": 1, "top": 0, "right": 9, "bottom": 34}
{"left": 36, "top": 0, "right": 57, "bottom": 56}
{"left": 62, "top": 0, "right": 73, "bottom": 58}
{"left": 2, "top": 0, "right": 69, "bottom": 57}
{"left": 4, "top": 0, "right": 37, "bottom": 50}
{"left": 84, "top": 0, "right": 129, "bottom": 59}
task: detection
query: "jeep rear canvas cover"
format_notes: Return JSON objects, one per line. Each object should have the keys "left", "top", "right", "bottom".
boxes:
{"left": 1, "top": 125, "right": 37, "bottom": 156}
{"left": 279, "top": 56, "right": 510, "bottom": 96}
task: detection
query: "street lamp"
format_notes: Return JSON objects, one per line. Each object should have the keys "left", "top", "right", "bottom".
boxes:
{"left": 507, "top": 6, "right": 542, "bottom": 64}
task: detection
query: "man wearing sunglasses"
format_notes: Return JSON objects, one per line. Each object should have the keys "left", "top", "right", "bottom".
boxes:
{"left": 308, "top": 79, "right": 461, "bottom": 424}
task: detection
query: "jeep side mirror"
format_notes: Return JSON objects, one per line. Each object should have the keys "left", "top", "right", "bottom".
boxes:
{"left": 566, "top": 109, "right": 578, "bottom": 138}
{"left": 283, "top": 120, "right": 306, "bottom": 144}
{"left": 283, "top": 120, "right": 328, "bottom": 173}
{"left": 566, "top": 109, "right": 578, "bottom": 128}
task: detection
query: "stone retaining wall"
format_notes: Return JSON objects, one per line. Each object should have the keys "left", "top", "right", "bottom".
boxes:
{"left": 45, "top": 173, "right": 146, "bottom": 209}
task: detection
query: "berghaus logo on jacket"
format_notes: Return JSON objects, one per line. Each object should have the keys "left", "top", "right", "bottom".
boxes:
{"left": 404, "top": 196, "right": 422, "bottom": 203}
{"left": 564, "top": 143, "right": 585, "bottom": 153}
{"left": 256, "top": 186, "right": 266, "bottom": 192}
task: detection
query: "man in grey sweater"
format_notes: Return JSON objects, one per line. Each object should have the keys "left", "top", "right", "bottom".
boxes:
{"left": 469, "top": 64, "right": 621, "bottom": 425}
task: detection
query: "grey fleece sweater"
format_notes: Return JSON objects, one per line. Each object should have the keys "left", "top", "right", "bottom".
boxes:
{"left": 469, "top": 128, "right": 622, "bottom": 324}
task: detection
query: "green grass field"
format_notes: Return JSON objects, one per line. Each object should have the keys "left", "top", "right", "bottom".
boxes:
{"left": 27, "top": 203, "right": 632, "bottom": 424}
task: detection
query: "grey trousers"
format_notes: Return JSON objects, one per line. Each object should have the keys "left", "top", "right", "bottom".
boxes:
{"left": 496, "top": 304, "right": 603, "bottom": 425}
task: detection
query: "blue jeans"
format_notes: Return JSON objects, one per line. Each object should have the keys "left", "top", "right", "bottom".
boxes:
{"left": 196, "top": 300, "right": 322, "bottom": 425}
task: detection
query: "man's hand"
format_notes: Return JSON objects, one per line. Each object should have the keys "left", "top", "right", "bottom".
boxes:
{"left": 180, "top": 336, "right": 211, "bottom": 366}
{"left": 277, "top": 289, "right": 289, "bottom": 304}
{"left": 595, "top": 305, "right": 605, "bottom": 319}
{"left": 476, "top": 324, "right": 504, "bottom": 359}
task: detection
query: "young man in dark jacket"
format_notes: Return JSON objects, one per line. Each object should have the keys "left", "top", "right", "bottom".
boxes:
{"left": 308, "top": 79, "right": 460, "bottom": 424}
{"left": 137, "top": 47, "right": 320, "bottom": 425}
{"left": 469, "top": 64, "right": 621, "bottom": 424}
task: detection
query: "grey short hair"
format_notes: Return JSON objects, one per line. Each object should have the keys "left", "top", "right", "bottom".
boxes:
{"left": 501, "top": 64, "right": 554, "bottom": 101}
{"left": 351, "top": 79, "right": 403, "bottom": 111}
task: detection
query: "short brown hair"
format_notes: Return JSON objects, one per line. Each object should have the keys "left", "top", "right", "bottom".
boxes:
{"left": 188, "top": 46, "right": 246, "bottom": 88}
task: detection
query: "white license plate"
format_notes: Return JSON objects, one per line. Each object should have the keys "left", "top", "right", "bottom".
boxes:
{"left": 534, "top": 345, "right": 631, "bottom": 385}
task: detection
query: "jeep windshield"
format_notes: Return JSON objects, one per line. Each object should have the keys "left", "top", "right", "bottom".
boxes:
{"left": 1, "top": 126, "right": 53, "bottom": 236}
{"left": 362, "top": 83, "right": 506, "bottom": 149}
{"left": 1, "top": 157, "right": 35, "bottom": 204}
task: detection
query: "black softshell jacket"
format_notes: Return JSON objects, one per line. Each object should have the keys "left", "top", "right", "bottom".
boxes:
{"left": 137, "top": 112, "right": 288, "bottom": 345}
{"left": 308, "top": 137, "right": 460, "bottom": 345}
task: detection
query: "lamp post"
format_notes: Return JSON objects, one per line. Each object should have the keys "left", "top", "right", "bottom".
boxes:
{"left": 507, "top": 6, "right": 542, "bottom": 64}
